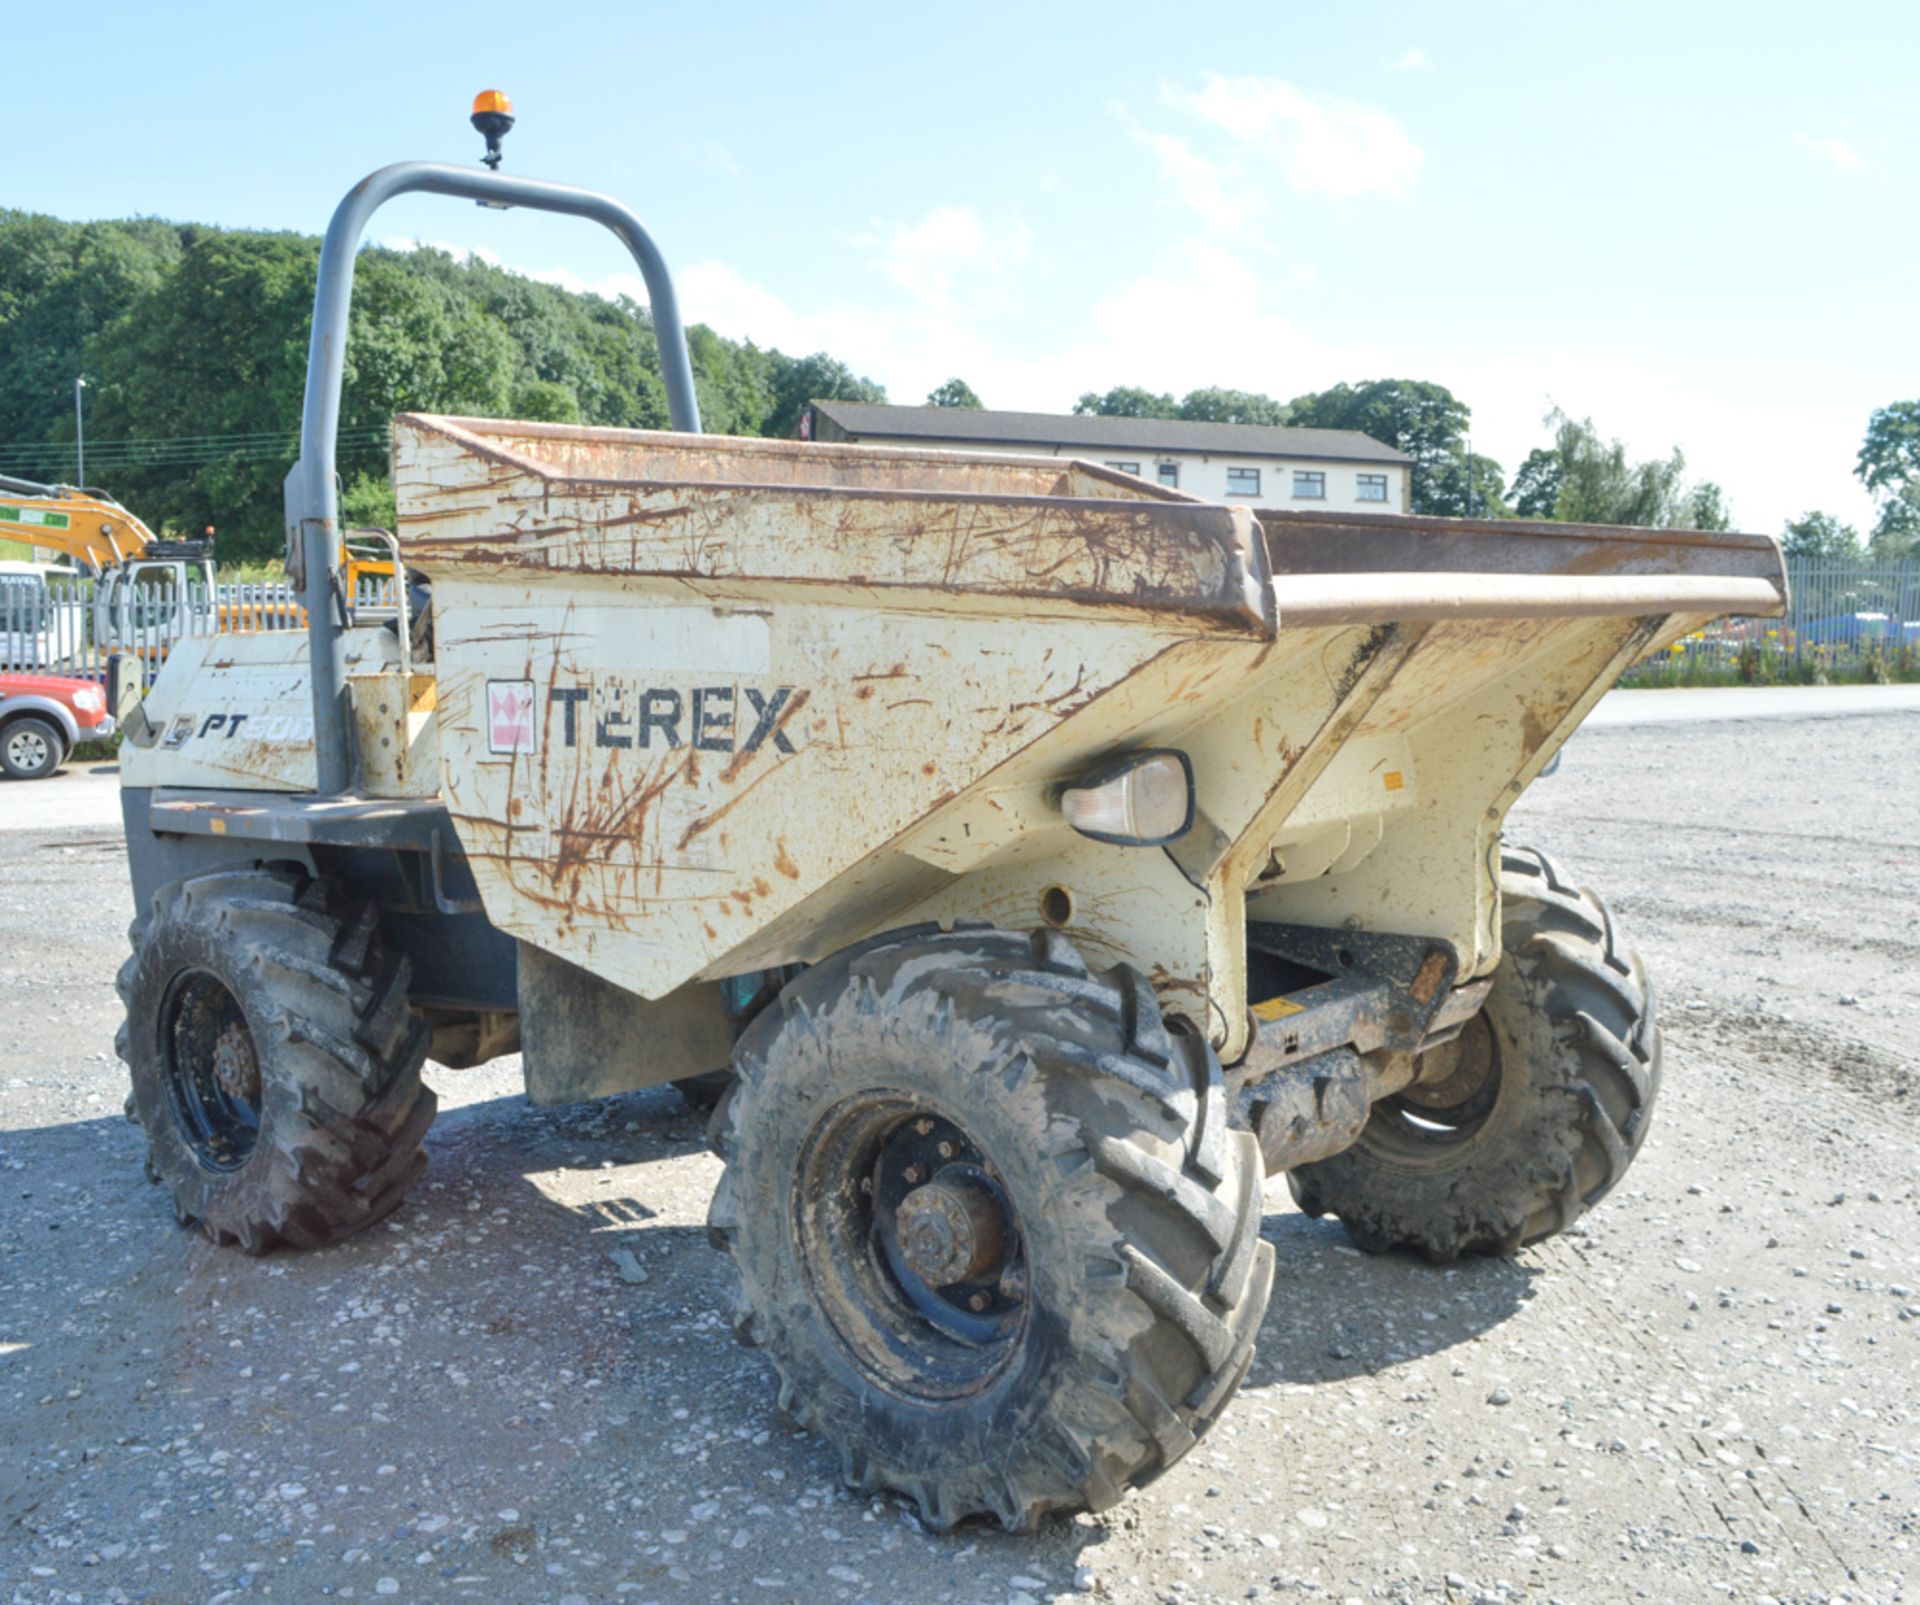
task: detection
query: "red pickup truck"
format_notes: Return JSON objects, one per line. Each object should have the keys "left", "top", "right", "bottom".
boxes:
{"left": 0, "top": 671, "right": 116, "bottom": 780}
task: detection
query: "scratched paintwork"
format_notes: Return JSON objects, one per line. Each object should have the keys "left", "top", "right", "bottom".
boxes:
{"left": 129, "top": 414, "right": 1786, "bottom": 1064}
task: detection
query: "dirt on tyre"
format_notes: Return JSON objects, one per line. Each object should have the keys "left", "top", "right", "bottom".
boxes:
{"left": 1289, "top": 845, "right": 1661, "bottom": 1261}
{"left": 707, "top": 924, "right": 1273, "bottom": 1531}
{"left": 117, "top": 868, "right": 435, "bottom": 1254}
{"left": 1, "top": 715, "right": 65, "bottom": 780}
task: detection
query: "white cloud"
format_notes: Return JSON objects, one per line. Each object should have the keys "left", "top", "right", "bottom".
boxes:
{"left": 674, "top": 140, "right": 741, "bottom": 178}
{"left": 1794, "top": 132, "right": 1863, "bottom": 172}
{"left": 675, "top": 231, "right": 1873, "bottom": 533}
{"left": 391, "top": 218, "right": 1873, "bottom": 534}
{"left": 854, "top": 205, "right": 1031, "bottom": 316}
{"left": 1387, "top": 47, "right": 1431, "bottom": 73}
{"left": 1164, "top": 74, "right": 1424, "bottom": 199}
{"left": 677, "top": 234, "right": 1393, "bottom": 426}
{"left": 1130, "top": 129, "right": 1254, "bottom": 231}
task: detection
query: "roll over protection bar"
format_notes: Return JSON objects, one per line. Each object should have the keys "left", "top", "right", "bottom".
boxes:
{"left": 285, "top": 161, "right": 702, "bottom": 797}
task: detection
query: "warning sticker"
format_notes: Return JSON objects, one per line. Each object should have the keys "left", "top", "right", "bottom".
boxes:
{"left": 1383, "top": 770, "right": 1405, "bottom": 791}
{"left": 486, "top": 680, "right": 537, "bottom": 754}
{"left": 1251, "top": 995, "right": 1308, "bottom": 1022}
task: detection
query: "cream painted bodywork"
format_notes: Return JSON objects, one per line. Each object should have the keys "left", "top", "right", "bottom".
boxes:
{"left": 127, "top": 414, "right": 1787, "bottom": 1069}
{"left": 121, "top": 627, "right": 439, "bottom": 798}
{"left": 384, "top": 416, "right": 1785, "bottom": 1063}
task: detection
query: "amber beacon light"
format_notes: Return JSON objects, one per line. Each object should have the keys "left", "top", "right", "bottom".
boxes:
{"left": 470, "top": 90, "right": 515, "bottom": 169}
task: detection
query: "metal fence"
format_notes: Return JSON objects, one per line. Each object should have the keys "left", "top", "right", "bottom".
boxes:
{"left": 0, "top": 569, "right": 398, "bottom": 685}
{"left": 1624, "top": 559, "right": 1920, "bottom": 686}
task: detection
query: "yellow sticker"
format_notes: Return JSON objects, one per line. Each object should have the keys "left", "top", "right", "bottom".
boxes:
{"left": 1383, "top": 770, "right": 1405, "bottom": 791}
{"left": 1252, "top": 995, "right": 1307, "bottom": 1022}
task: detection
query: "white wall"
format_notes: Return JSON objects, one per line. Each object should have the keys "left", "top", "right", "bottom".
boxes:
{"left": 845, "top": 434, "right": 1410, "bottom": 513}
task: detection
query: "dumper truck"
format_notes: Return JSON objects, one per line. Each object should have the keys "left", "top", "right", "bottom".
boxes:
{"left": 112, "top": 103, "right": 1789, "bottom": 1531}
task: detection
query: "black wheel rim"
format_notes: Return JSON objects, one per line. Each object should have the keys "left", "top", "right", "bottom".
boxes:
{"left": 1364, "top": 1011, "right": 1504, "bottom": 1164}
{"left": 160, "top": 969, "right": 262, "bottom": 1171}
{"left": 795, "top": 1093, "right": 1028, "bottom": 1402}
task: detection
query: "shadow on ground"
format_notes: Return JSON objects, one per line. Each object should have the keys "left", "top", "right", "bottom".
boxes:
{"left": 2, "top": 1074, "right": 1538, "bottom": 1593}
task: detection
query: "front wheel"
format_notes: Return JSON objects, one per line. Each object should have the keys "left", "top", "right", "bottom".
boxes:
{"left": 708, "top": 925, "right": 1273, "bottom": 1531}
{"left": 117, "top": 869, "right": 435, "bottom": 1254}
{"left": 1289, "top": 846, "right": 1661, "bottom": 1261}
{"left": 1, "top": 716, "right": 65, "bottom": 780}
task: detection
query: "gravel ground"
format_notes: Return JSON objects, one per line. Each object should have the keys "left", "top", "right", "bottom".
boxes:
{"left": 2, "top": 711, "right": 1915, "bottom": 1605}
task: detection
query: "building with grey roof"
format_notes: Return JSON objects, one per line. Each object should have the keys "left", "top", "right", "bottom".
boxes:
{"left": 802, "top": 401, "right": 1412, "bottom": 512}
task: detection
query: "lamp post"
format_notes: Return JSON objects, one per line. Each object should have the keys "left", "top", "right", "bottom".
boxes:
{"left": 73, "top": 376, "right": 88, "bottom": 486}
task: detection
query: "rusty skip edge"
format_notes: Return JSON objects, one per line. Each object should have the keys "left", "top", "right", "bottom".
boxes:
{"left": 392, "top": 413, "right": 1278, "bottom": 635}
{"left": 396, "top": 411, "right": 1208, "bottom": 502}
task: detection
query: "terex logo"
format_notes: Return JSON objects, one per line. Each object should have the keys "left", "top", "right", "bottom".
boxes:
{"left": 546, "top": 683, "right": 802, "bottom": 756}
{"left": 487, "top": 681, "right": 537, "bottom": 754}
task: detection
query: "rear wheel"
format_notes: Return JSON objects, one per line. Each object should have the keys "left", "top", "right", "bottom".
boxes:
{"left": 0, "top": 716, "right": 65, "bottom": 780}
{"left": 1289, "top": 846, "right": 1660, "bottom": 1261}
{"left": 708, "top": 925, "right": 1272, "bottom": 1530}
{"left": 118, "top": 869, "right": 435, "bottom": 1254}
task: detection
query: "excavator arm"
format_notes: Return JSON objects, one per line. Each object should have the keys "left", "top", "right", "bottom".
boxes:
{"left": 0, "top": 476, "right": 159, "bottom": 574}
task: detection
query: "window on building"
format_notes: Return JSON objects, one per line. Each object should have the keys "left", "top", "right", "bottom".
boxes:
{"left": 1156, "top": 462, "right": 1180, "bottom": 488}
{"left": 1226, "top": 467, "right": 1261, "bottom": 497}
{"left": 1105, "top": 461, "right": 1142, "bottom": 476}
{"left": 1357, "top": 473, "right": 1389, "bottom": 503}
{"left": 1292, "top": 470, "right": 1326, "bottom": 500}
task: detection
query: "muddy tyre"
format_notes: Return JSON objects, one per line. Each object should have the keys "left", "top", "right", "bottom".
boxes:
{"left": 708, "top": 924, "right": 1273, "bottom": 1531}
{"left": 117, "top": 869, "right": 435, "bottom": 1254}
{"left": 1289, "top": 846, "right": 1660, "bottom": 1261}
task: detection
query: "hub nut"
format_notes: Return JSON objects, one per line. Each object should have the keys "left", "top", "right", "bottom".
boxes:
{"left": 211, "top": 1023, "right": 261, "bottom": 1104}
{"left": 894, "top": 1172, "right": 1007, "bottom": 1288}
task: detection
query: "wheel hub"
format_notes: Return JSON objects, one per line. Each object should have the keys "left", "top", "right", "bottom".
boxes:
{"left": 212, "top": 1022, "right": 260, "bottom": 1103}
{"left": 7, "top": 728, "right": 49, "bottom": 768}
{"left": 793, "top": 1096, "right": 1029, "bottom": 1401}
{"left": 1401, "top": 1012, "right": 1496, "bottom": 1111}
{"left": 159, "top": 969, "right": 262, "bottom": 1171}
{"left": 895, "top": 1172, "right": 1008, "bottom": 1287}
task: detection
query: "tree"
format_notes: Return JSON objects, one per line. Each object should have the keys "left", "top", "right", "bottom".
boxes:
{"left": 83, "top": 230, "right": 322, "bottom": 562}
{"left": 511, "top": 377, "right": 583, "bottom": 423}
{"left": 1176, "top": 387, "right": 1286, "bottom": 426}
{"left": 926, "top": 377, "right": 983, "bottom": 409}
{"left": 1856, "top": 401, "right": 1920, "bottom": 558}
{"left": 764, "top": 352, "right": 885, "bottom": 439}
{"left": 1780, "top": 511, "right": 1863, "bottom": 561}
{"left": 1686, "top": 482, "right": 1733, "bottom": 531}
{"left": 1867, "top": 487, "right": 1920, "bottom": 561}
{"left": 1525, "top": 410, "right": 1691, "bottom": 528}
{"left": 0, "top": 214, "right": 184, "bottom": 456}
{"left": 1508, "top": 447, "right": 1562, "bottom": 519}
{"left": 1284, "top": 379, "right": 1475, "bottom": 516}
{"left": 0, "top": 209, "right": 914, "bottom": 557}
{"left": 1074, "top": 385, "right": 1178, "bottom": 419}
{"left": 1422, "top": 452, "right": 1510, "bottom": 519}
{"left": 1856, "top": 401, "right": 1920, "bottom": 495}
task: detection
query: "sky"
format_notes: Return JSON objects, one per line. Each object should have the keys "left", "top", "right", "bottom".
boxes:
{"left": 5, "top": 0, "right": 1915, "bottom": 533}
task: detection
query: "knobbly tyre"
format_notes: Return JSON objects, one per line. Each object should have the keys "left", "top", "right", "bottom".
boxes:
{"left": 112, "top": 98, "right": 1789, "bottom": 1531}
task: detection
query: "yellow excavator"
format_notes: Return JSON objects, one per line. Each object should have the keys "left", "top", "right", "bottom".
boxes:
{"left": 0, "top": 475, "right": 398, "bottom": 657}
